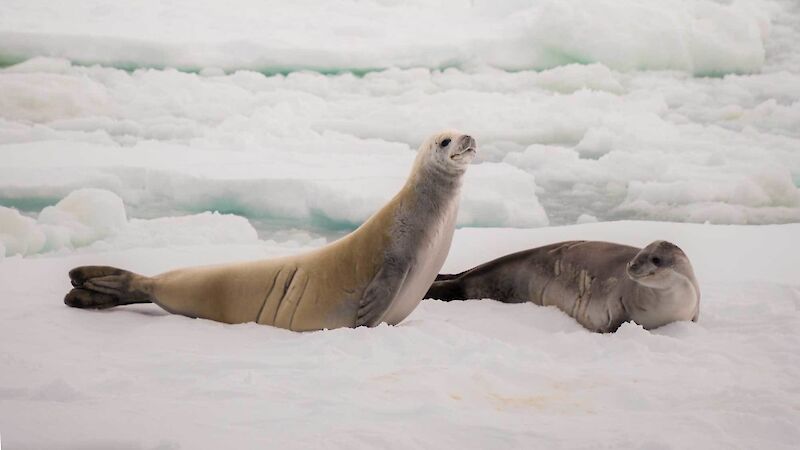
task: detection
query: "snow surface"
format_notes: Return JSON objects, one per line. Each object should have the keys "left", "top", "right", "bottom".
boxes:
{"left": 0, "top": 222, "right": 798, "bottom": 449}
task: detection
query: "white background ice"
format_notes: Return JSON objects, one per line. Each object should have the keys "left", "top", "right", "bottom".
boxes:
{"left": 1, "top": 0, "right": 799, "bottom": 239}
{"left": 0, "top": 0, "right": 799, "bottom": 448}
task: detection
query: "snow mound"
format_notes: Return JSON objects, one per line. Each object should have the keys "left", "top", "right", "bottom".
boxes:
{"left": 0, "top": 189, "right": 261, "bottom": 257}
{"left": 38, "top": 188, "right": 127, "bottom": 249}
{"left": 0, "top": 206, "right": 45, "bottom": 256}
{"left": 0, "top": 0, "right": 770, "bottom": 75}
{"left": 0, "top": 188, "right": 127, "bottom": 255}
{"left": 461, "top": 164, "right": 548, "bottom": 228}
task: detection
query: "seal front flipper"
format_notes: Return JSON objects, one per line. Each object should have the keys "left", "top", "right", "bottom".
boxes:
{"left": 65, "top": 265, "right": 154, "bottom": 309}
{"left": 357, "top": 264, "right": 410, "bottom": 327}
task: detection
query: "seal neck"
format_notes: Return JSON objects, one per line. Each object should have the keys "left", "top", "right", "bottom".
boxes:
{"left": 407, "top": 161, "right": 465, "bottom": 204}
{"left": 379, "top": 160, "right": 463, "bottom": 249}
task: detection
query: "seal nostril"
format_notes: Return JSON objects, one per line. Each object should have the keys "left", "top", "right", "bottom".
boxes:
{"left": 458, "top": 134, "right": 476, "bottom": 150}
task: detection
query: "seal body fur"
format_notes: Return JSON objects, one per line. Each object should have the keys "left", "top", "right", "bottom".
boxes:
{"left": 65, "top": 131, "right": 477, "bottom": 331}
{"left": 425, "top": 240, "right": 700, "bottom": 332}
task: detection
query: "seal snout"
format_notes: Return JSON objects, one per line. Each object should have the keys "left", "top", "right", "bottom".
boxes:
{"left": 458, "top": 134, "right": 476, "bottom": 150}
{"left": 451, "top": 135, "right": 477, "bottom": 160}
{"left": 626, "top": 259, "right": 648, "bottom": 279}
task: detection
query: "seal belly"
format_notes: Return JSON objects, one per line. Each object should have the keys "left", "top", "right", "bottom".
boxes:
{"left": 380, "top": 202, "right": 458, "bottom": 325}
{"left": 150, "top": 258, "right": 291, "bottom": 324}
{"left": 283, "top": 231, "right": 389, "bottom": 331}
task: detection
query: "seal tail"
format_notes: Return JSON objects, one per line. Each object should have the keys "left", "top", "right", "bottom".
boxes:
{"left": 425, "top": 273, "right": 468, "bottom": 301}
{"left": 65, "top": 265, "right": 154, "bottom": 309}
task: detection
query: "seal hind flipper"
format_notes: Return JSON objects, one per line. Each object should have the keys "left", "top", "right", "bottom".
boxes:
{"left": 69, "top": 265, "right": 127, "bottom": 287}
{"left": 66, "top": 265, "right": 154, "bottom": 309}
{"left": 425, "top": 278, "right": 467, "bottom": 301}
{"left": 64, "top": 288, "right": 119, "bottom": 309}
{"left": 434, "top": 273, "right": 462, "bottom": 282}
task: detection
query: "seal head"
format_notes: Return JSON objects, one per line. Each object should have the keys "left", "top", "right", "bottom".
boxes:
{"left": 626, "top": 241, "right": 693, "bottom": 289}
{"left": 624, "top": 240, "right": 701, "bottom": 327}
{"left": 412, "top": 130, "right": 477, "bottom": 178}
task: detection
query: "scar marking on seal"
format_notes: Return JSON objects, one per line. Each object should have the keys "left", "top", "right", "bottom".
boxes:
{"left": 256, "top": 269, "right": 282, "bottom": 323}
{"left": 539, "top": 276, "right": 555, "bottom": 305}
{"left": 572, "top": 269, "right": 594, "bottom": 322}
{"left": 566, "top": 241, "right": 588, "bottom": 250}
{"left": 578, "top": 269, "right": 593, "bottom": 297}
{"left": 272, "top": 266, "right": 299, "bottom": 324}
{"left": 288, "top": 274, "right": 312, "bottom": 330}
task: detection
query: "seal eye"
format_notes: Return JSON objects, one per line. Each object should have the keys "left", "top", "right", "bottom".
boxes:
{"left": 651, "top": 256, "right": 661, "bottom": 266}
{"left": 440, "top": 138, "right": 451, "bottom": 148}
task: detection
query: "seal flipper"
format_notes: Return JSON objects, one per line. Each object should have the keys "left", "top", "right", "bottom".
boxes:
{"left": 424, "top": 277, "right": 467, "bottom": 301}
{"left": 356, "top": 264, "right": 410, "bottom": 327}
{"left": 433, "top": 273, "right": 462, "bottom": 282}
{"left": 65, "top": 265, "right": 153, "bottom": 309}
{"left": 64, "top": 288, "right": 120, "bottom": 309}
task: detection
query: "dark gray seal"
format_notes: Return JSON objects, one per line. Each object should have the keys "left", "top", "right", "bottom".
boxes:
{"left": 425, "top": 240, "right": 700, "bottom": 332}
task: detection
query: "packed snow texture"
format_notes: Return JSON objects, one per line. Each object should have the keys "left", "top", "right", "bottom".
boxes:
{"left": 0, "top": 222, "right": 798, "bottom": 449}
{"left": 0, "top": 0, "right": 771, "bottom": 75}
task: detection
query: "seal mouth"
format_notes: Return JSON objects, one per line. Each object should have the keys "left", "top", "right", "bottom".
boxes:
{"left": 451, "top": 147, "right": 476, "bottom": 160}
{"left": 626, "top": 261, "right": 657, "bottom": 280}
{"left": 627, "top": 268, "right": 657, "bottom": 280}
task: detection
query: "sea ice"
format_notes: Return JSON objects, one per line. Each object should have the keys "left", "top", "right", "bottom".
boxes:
{"left": 2, "top": 58, "right": 798, "bottom": 229}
